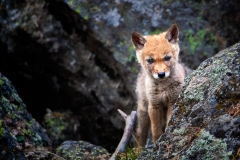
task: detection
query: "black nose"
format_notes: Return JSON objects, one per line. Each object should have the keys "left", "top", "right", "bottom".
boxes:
{"left": 158, "top": 72, "right": 165, "bottom": 78}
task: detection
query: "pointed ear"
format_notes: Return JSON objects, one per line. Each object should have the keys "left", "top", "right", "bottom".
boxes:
{"left": 131, "top": 31, "right": 146, "bottom": 50}
{"left": 165, "top": 24, "right": 179, "bottom": 44}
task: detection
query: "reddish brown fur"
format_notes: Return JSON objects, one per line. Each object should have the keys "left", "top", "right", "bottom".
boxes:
{"left": 131, "top": 24, "right": 189, "bottom": 148}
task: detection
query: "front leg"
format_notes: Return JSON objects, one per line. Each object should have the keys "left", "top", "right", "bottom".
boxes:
{"left": 136, "top": 108, "right": 150, "bottom": 148}
{"left": 166, "top": 103, "right": 173, "bottom": 125}
{"left": 148, "top": 104, "right": 165, "bottom": 145}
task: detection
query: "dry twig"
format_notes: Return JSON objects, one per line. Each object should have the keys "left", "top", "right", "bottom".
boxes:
{"left": 110, "top": 109, "right": 137, "bottom": 160}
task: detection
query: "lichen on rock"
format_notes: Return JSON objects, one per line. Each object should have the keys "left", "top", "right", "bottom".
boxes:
{"left": 56, "top": 140, "right": 110, "bottom": 160}
{"left": 181, "top": 130, "right": 232, "bottom": 160}
{"left": 0, "top": 73, "right": 51, "bottom": 159}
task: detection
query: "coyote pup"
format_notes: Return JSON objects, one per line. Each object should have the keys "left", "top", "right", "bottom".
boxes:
{"left": 131, "top": 24, "right": 188, "bottom": 147}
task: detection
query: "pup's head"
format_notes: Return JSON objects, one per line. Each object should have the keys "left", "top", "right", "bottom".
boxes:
{"left": 131, "top": 24, "right": 180, "bottom": 80}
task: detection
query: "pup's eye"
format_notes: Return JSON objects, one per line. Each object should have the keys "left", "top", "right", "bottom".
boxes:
{"left": 147, "top": 58, "right": 154, "bottom": 64}
{"left": 164, "top": 56, "right": 171, "bottom": 61}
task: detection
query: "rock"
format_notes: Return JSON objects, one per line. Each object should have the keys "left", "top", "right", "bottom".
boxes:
{"left": 0, "top": 73, "right": 51, "bottom": 159}
{"left": 0, "top": 0, "right": 134, "bottom": 151}
{"left": 56, "top": 140, "right": 110, "bottom": 160}
{"left": 43, "top": 109, "right": 81, "bottom": 147}
{"left": 137, "top": 42, "right": 240, "bottom": 159}
{"left": 65, "top": 0, "right": 240, "bottom": 71}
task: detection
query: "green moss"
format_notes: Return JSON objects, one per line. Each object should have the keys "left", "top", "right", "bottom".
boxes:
{"left": 69, "top": 0, "right": 74, "bottom": 6}
{"left": 0, "top": 74, "right": 50, "bottom": 148}
{"left": 22, "top": 129, "right": 34, "bottom": 137}
{"left": 215, "top": 103, "right": 223, "bottom": 110}
{"left": 0, "top": 120, "right": 5, "bottom": 138}
{"left": 25, "top": 119, "right": 34, "bottom": 128}
{"left": 149, "top": 29, "right": 161, "bottom": 35}
{"left": 0, "top": 79, "right": 3, "bottom": 85}
{"left": 16, "top": 135, "right": 25, "bottom": 142}
{"left": 128, "top": 45, "right": 135, "bottom": 55}
{"left": 90, "top": 6, "right": 101, "bottom": 12}
{"left": 181, "top": 130, "right": 232, "bottom": 160}
{"left": 178, "top": 103, "right": 187, "bottom": 114}
{"left": 44, "top": 110, "right": 68, "bottom": 140}
{"left": 183, "top": 29, "right": 216, "bottom": 55}
{"left": 83, "top": 14, "right": 89, "bottom": 20}
{"left": 75, "top": 8, "right": 80, "bottom": 13}
{"left": 116, "top": 146, "right": 140, "bottom": 160}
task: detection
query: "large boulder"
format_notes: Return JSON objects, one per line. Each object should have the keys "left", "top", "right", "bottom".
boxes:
{"left": 0, "top": 0, "right": 135, "bottom": 151}
{"left": 0, "top": 73, "right": 110, "bottom": 159}
{"left": 56, "top": 140, "right": 110, "bottom": 160}
{"left": 0, "top": 74, "right": 51, "bottom": 159}
{"left": 138, "top": 43, "right": 240, "bottom": 159}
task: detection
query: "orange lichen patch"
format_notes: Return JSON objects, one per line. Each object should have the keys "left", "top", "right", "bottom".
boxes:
{"left": 185, "top": 119, "right": 211, "bottom": 146}
{"left": 228, "top": 102, "right": 240, "bottom": 117}
{"left": 185, "top": 127, "right": 202, "bottom": 145}
{"left": 164, "top": 143, "right": 170, "bottom": 158}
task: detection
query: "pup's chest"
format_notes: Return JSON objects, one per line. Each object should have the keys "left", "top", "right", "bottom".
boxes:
{"left": 146, "top": 80, "right": 182, "bottom": 105}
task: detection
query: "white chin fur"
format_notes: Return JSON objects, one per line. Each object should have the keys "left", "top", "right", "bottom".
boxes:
{"left": 153, "top": 73, "right": 159, "bottom": 79}
{"left": 152, "top": 71, "right": 171, "bottom": 79}
{"left": 165, "top": 71, "right": 170, "bottom": 78}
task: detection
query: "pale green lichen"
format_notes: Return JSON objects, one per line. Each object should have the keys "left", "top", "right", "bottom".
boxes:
{"left": 173, "top": 128, "right": 186, "bottom": 135}
{"left": 178, "top": 138, "right": 186, "bottom": 147}
{"left": 32, "top": 133, "right": 42, "bottom": 145}
{"left": 56, "top": 141, "right": 110, "bottom": 160}
{"left": 180, "top": 130, "right": 232, "bottom": 160}
{"left": 184, "top": 50, "right": 232, "bottom": 102}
